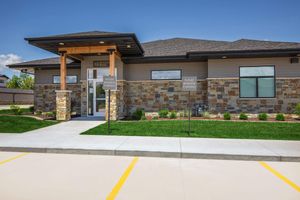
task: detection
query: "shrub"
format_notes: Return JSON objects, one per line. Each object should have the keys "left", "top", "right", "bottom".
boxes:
{"left": 203, "top": 111, "right": 210, "bottom": 118}
{"left": 169, "top": 111, "right": 177, "bottom": 119}
{"left": 141, "top": 116, "right": 147, "bottom": 120}
{"left": 276, "top": 113, "right": 285, "bottom": 121}
{"left": 179, "top": 111, "right": 184, "bottom": 118}
{"left": 159, "top": 109, "right": 169, "bottom": 118}
{"left": 132, "top": 108, "right": 144, "bottom": 120}
{"left": 239, "top": 113, "right": 248, "bottom": 120}
{"left": 223, "top": 112, "right": 231, "bottom": 120}
{"left": 43, "top": 111, "right": 55, "bottom": 118}
{"left": 10, "top": 105, "right": 22, "bottom": 115}
{"left": 258, "top": 113, "right": 268, "bottom": 121}
{"left": 35, "top": 110, "right": 42, "bottom": 115}
{"left": 152, "top": 116, "right": 158, "bottom": 120}
{"left": 29, "top": 106, "right": 34, "bottom": 113}
{"left": 295, "top": 103, "right": 300, "bottom": 118}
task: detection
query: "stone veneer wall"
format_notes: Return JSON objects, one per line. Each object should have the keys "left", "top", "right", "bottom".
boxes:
{"left": 207, "top": 78, "right": 300, "bottom": 113}
{"left": 80, "top": 80, "right": 87, "bottom": 116}
{"left": 104, "top": 80, "right": 126, "bottom": 120}
{"left": 124, "top": 80, "right": 208, "bottom": 115}
{"left": 34, "top": 84, "right": 81, "bottom": 114}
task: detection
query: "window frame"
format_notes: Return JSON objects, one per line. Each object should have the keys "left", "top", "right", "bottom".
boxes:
{"left": 150, "top": 69, "right": 182, "bottom": 80}
{"left": 52, "top": 75, "right": 78, "bottom": 84}
{"left": 239, "top": 65, "right": 276, "bottom": 98}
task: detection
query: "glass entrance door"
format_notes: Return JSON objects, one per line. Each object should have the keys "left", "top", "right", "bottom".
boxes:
{"left": 87, "top": 67, "right": 111, "bottom": 117}
{"left": 94, "top": 81, "right": 105, "bottom": 116}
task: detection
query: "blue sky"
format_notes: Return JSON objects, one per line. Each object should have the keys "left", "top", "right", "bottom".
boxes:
{"left": 1, "top": 0, "right": 300, "bottom": 77}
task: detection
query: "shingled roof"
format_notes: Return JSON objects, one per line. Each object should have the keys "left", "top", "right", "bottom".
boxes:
{"left": 7, "top": 36, "right": 300, "bottom": 67}
{"left": 141, "top": 38, "right": 230, "bottom": 57}
{"left": 142, "top": 38, "right": 300, "bottom": 56}
{"left": 8, "top": 57, "right": 79, "bottom": 67}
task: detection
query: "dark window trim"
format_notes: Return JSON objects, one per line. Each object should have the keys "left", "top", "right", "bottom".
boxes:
{"left": 150, "top": 69, "right": 182, "bottom": 80}
{"left": 239, "top": 65, "right": 276, "bottom": 98}
{"left": 52, "top": 75, "right": 78, "bottom": 84}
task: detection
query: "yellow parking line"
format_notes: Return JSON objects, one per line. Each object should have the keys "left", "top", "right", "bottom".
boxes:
{"left": 0, "top": 153, "right": 29, "bottom": 166}
{"left": 106, "top": 157, "right": 139, "bottom": 200}
{"left": 259, "top": 161, "right": 300, "bottom": 192}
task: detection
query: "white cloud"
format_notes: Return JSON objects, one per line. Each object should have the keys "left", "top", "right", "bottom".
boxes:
{"left": 0, "top": 54, "right": 23, "bottom": 78}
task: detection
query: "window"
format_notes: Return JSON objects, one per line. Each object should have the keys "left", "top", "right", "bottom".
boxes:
{"left": 151, "top": 70, "right": 182, "bottom": 80}
{"left": 53, "top": 75, "right": 78, "bottom": 84}
{"left": 0, "top": 80, "right": 4, "bottom": 83}
{"left": 239, "top": 66, "right": 275, "bottom": 98}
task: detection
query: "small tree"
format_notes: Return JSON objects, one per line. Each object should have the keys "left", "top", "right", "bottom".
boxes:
{"left": 6, "top": 75, "right": 21, "bottom": 89}
{"left": 20, "top": 74, "right": 34, "bottom": 89}
{"left": 6, "top": 74, "right": 34, "bottom": 89}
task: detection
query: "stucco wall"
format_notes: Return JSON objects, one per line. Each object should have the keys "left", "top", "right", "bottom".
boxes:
{"left": 80, "top": 55, "right": 123, "bottom": 80}
{"left": 35, "top": 68, "right": 81, "bottom": 84}
{"left": 124, "top": 62, "right": 208, "bottom": 81}
{"left": 208, "top": 57, "right": 300, "bottom": 78}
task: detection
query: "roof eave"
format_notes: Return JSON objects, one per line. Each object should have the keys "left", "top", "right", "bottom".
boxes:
{"left": 25, "top": 33, "right": 144, "bottom": 56}
{"left": 187, "top": 48, "right": 300, "bottom": 58}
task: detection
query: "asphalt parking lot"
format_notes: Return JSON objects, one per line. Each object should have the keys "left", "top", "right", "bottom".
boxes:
{"left": 0, "top": 152, "right": 299, "bottom": 200}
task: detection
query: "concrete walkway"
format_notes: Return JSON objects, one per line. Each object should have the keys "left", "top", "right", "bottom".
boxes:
{"left": 0, "top": 118, "right": 299, "bottom": 161}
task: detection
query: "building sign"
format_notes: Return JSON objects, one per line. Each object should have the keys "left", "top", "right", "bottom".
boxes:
{"left": 182, "top": 76, "right": 197, "bottom": 91}
{"left": 103, "top": 76, "right": 117, "bottom": 90}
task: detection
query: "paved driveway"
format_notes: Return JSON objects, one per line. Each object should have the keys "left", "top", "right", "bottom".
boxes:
{"left": 0, "top": 152, "right": 299, "bottom": 200}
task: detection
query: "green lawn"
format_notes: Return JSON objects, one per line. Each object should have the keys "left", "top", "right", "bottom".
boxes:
{"left": 0, "top": 116, "right": 58, "bottom": 133}
{"left": 82, "top": 120, "right": 300, "bottom": 140}
{"left": 0, "top": 108, "right": 31, "bottom": 115}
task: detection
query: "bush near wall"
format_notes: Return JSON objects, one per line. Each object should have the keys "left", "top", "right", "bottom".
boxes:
{"left": 258, "top": 113, "right": 268, "bottom": 121}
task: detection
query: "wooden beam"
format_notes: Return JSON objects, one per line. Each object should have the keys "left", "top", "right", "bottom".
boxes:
{"left": 67, "top": 54, "right": 84, "bottom": 61}
{"left": 109, "top": 51, "right": 116, "bottom": 76}
{"left": 59, "top": 45, "right": 117, "bottom": 55}
{"left": 60, "top": 52, "right": 67, "bottom": 90}
{"left": 115, "top": 51, "right": 121, "bottom": 59}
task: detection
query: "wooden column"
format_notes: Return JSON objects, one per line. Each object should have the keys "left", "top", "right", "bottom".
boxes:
{"left": 109, "top": 51, "right": 115, "bottom": 76}
{"left": 60, "top": 52, "right": 67, "bottom": 90}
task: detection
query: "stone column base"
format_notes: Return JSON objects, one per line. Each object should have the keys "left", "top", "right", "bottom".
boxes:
{"left": 105, "top": 90, "right": 118, "bottom": 121}
{"left": 56, "top": 90, "right": 72, "bottom": 121}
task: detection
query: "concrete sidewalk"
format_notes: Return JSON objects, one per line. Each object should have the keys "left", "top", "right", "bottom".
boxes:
{"left": 0, "top": 118, "right": 299, "bottom": 161}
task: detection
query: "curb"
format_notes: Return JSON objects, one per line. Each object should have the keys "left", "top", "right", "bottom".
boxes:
{"left": 0, "top": 146, "right": 299, "bottom": 162}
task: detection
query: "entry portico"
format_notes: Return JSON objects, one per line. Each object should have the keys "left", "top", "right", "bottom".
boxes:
{"left": 24, "top": 31, "right": 144, "bottom": 120}
{"left": 56, "top": 46, "right": 118, "bottom": 120}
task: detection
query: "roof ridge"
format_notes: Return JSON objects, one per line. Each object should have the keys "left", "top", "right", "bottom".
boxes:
{"left": 233, "top": 38, "right": 300, "bottom": 44}
{"left": 142, "top": 37, "right": 230, "bottom": 44}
